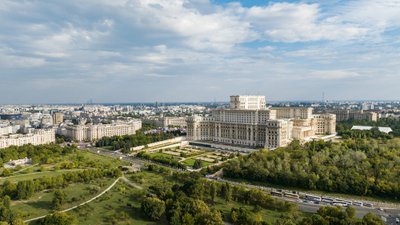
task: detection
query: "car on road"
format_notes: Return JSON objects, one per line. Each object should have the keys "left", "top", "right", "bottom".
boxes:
{"left": 321, "top": 197, "right": 334, "bottom": 204}
{"left": 352, "top": 201, "right": 363, "bottom": 207}
{"left": 333, "top": 202, "right": 348, "bottom": 207}
{"left": 363, "top": 203, "right": 373, "bottom": 208}
{"left": 304, "top": 194, "right": 322, "bottom": 202}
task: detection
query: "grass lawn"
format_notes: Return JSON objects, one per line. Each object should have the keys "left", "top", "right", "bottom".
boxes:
{"left": 68, "top": 180, "right": 167, "bottom": 225}
{"left": 127, "top": 171, "right": 175, "bottom": 189}
{"left": 182, "top": 158, "right": 214, "bottom": 167}
{"left": 101, "top": 146, "right": 115, "bottom": 151}
{"left": 12, "top": 177, "right": 116, "bottom": 221}
{"left": 182, "top": 158, "right": 196, "bottom": 167}
{"left": 0, "top": 169, "right": 86, "bottom": 184}
{"left": 71, "top": 150, "right": 130, "bottom": 167}
{"left": 149, "top": 152, "right": 180, "bottom": 159}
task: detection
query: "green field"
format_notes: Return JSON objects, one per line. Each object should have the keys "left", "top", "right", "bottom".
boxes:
{"left": 70, "top": 150, "right": 131, "bottom": 168}
{"left": 13, "top": 177, "right": 116, "bottom": 221}
{"left": 0, "top": 169, "right": 86, "bottom": 184}
{"left": 148, "top": 152, "right": 180, "bottom": 159}
{"left": 127, "top": 171, "right": 174, "bottom": 189}
{"left": 1, "top": 149, "right": 133, "bottom": 223}
{"left": 181, "top": 158, "right": 214, "bottom": 167}
{"left": 68, "top": 182, "right": 165, "bottom": 225}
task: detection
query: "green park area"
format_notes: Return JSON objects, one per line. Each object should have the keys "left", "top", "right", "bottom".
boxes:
{"left": 136, "top": 146, "right": 237, "bottom": 169}
{"left": 0, "top": 144, "right": 126, "bottom": 224}
{"left": 0, "top": 132, "right": 391, "bottom": 225}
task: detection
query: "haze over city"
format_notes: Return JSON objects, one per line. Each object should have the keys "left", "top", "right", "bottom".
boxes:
{"left": 1, "top": 0, "right": 400, "bottom": 104}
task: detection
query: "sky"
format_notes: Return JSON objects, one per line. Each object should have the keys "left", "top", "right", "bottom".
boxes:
{"left": 1, "top": 0, "right": 400, "bottom": 104}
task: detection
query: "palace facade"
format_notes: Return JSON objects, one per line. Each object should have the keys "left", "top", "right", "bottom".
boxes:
{"left": 187, "top": 96, "right": 336, "bottom": 149}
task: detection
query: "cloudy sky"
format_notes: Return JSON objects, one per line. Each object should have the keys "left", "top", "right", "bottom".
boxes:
{"left": 1, "top": 0, "right": 400, "bottom": 104}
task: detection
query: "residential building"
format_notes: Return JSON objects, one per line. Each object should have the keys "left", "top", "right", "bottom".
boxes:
{"left": 328, "top": 109, "right": 377, "bottom": 122}
{"left": 60, "top": 120, "right": 142, "bottom": 141}
{"left": 162, "top": 117, "right": 187, "bottom": 128}
{"left": 0, "top": 129, "right": 55, "bottom": 149}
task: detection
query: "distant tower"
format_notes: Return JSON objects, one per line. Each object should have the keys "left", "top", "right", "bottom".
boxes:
{"left": 322, "top": 92, "right": 325, "bottom": 103}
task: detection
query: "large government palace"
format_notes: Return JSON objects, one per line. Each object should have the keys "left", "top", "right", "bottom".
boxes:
{"left": 187, "top": 95, "right": 336, "bottom": 149}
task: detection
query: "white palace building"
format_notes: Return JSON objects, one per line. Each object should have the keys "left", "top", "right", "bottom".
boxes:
{"left": 187, "top": 95, "right": 336, "bottom": 149}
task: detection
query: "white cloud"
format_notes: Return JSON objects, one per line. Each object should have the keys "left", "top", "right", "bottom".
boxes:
{"left": 308, "top": 70, "right": 360, "bottom": 79}
{"left": 122, "top": 0, "right": 255, "bottom": 51}
{"left": 241, "top": 2, "right": 367, "bottom": 42}
{"left": 336, "top": 0, "right": 400, "bottom": 32}
{"left": 0, "top": 48, "right": 46, "bottom": 68}
{"left": 0, "top": 0, "right": 400, "bottom": 103}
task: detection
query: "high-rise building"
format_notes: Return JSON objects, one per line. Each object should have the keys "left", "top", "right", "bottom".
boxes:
{"left": 229, "top": 95, "right": 266, "bottom": 110}
{"left": 53, "top": 112, "right": 64, "bottom": 125}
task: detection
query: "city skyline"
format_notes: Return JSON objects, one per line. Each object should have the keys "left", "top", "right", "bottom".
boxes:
{"left": 1, "top": 0, "right": 400, "bottom": 104}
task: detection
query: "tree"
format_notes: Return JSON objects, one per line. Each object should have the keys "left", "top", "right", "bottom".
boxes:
{"left": 141, "top": 197, "right": 166, "bottom": 221}
{"left": 230, "top": 207, "right": 254, "bottom": 225}
{"left": 210, "top": 182, "right": 217, "bottom": 204}
{"left": 16, "top": 180, "right": 34, "bottom": 200}
{"left": 198, "top": 208, "right": 224, "bottom": 225}
{"left": 362, "top": 213, "right": 385, "bottom": 225}
{"left": 52, "top": 190, "right": 67, "bottom": 210}
{"left": 1, "top": 169, "right": 11, "bottom": 177}
{"left": 345, "top": 206, "right": 356, "bottom": 219}
{"left": 182, "top": 213, "right": 195, "bottom": 225}
{"left": 10, "top": 219, "right": 26, "bottom": 225}
{"left": 221, "top": 182, "right": 232, "bottom": 203}
{"left": 38, "top": 212, "right": 76, "bottom": 225}
{"left": 193, "top": 159, "right": 203, "bottom": 169}
{"left": 2, "top": 196, "right": 11, "bottom": 209}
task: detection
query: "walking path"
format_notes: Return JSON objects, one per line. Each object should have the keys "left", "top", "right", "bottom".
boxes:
{"left": 11, "top": 163, "right": 39, "bottom": 174}
{"left": 23, "top": 176, "right": 143, "bottom": 223}
{"left": 121, "top": 176, "right": 143, "bottom": 190}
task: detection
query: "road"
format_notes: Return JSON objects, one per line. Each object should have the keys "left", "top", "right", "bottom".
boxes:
{"left": 211, "top": 177, "right": 400, "bottom": 224}
{"left": 86, "top": 146, "right": 186, "bottom": 171}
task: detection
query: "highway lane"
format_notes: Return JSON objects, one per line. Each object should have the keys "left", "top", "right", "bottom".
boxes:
{"left": 211, "top": 178, "right": 400, "bottom": 223}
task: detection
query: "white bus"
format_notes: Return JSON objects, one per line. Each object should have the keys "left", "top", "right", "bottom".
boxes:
{"left": 304, "top": 194, "right": 321, "bottom": 202}
{"left": 352, "top": 201, "right": 363, "bottom": 206}
{"left": 271, "top": 191, "right": 283, "bottom": 197}
{"left": 283, "top": 192, "right": 300, "bottom": 199}
{"left": 321, "top": 197, "right": 334, "bottom": 204}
